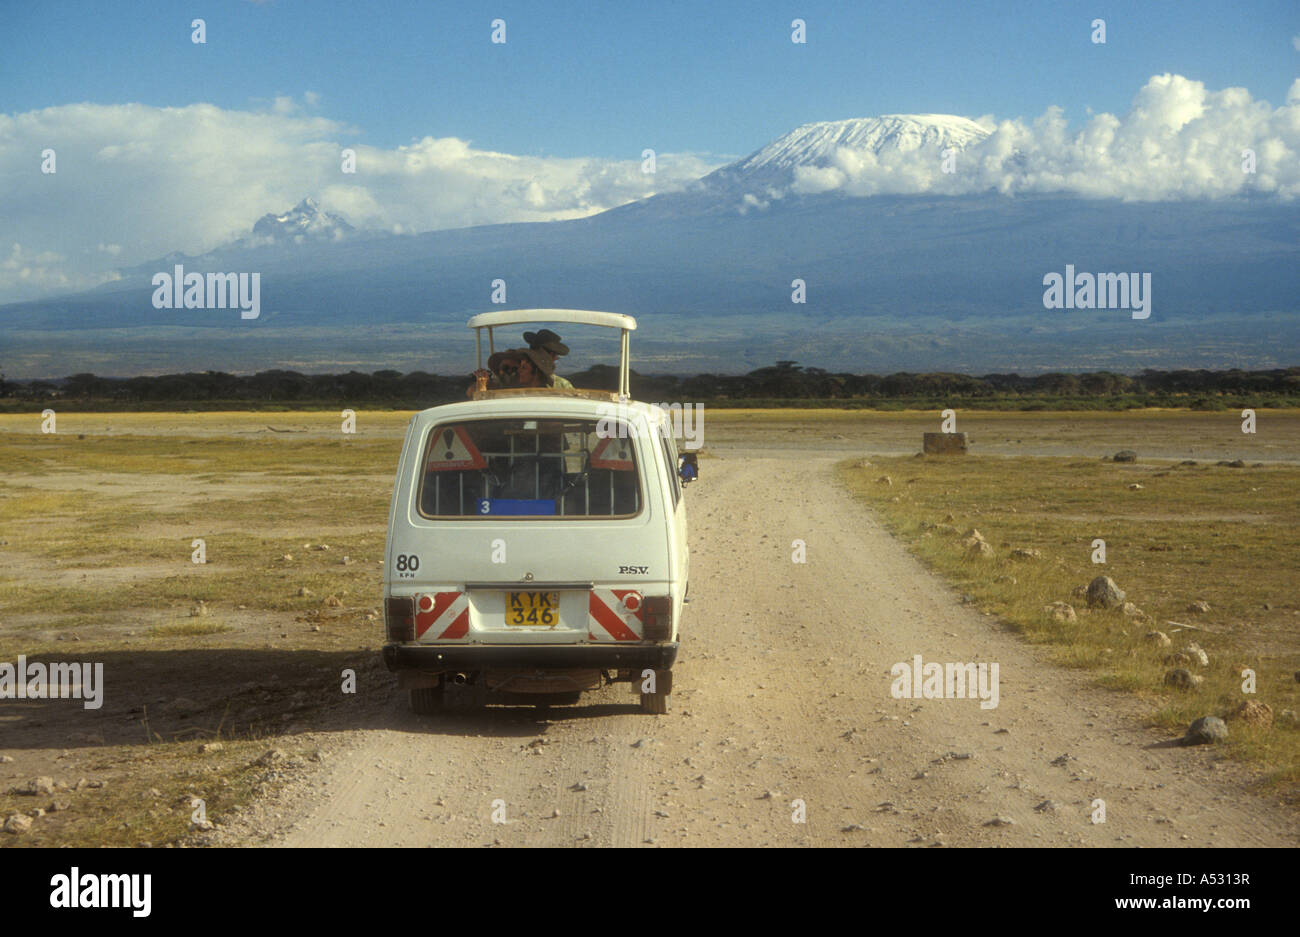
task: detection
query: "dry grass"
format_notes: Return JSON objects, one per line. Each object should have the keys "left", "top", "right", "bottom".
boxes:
{"left": 837, "top": 453, "right": 1300, "bottom": 796}
{"left": 0, "top": 414, "right": 401, "bottom": 847}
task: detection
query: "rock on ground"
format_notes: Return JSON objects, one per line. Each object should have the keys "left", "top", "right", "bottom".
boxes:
{"left": 1086, "top": 576, "right": 1126, "bottom": 609}
{"left": 1164, "top": 669, "right": 1203, "bottom": 690}
{"left": 1228, "top": 701, "right": 1273, "bottom": 728}
{"left": 1184, "top": 716, "right": 1228, "bottom": 745}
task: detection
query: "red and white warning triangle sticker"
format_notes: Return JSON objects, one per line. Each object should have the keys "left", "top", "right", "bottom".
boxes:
{"left": 426, "top": 425, "right": 486, "bottom": 471}
{"left": 590, "top": 434, "right": 634, "bottom": 470}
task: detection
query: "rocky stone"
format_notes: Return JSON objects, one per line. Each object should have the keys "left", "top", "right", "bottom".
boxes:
{"left": 1128, "top": 483, "right": 1144, "bottom": 490}
{"left": 1043, "top": 602, "right": 1077, "bottom": 623}
{"left": 1121, "top": 602, "right": 1147, "bottom": 619}
{"left": 1113, "top": 450, "right": 1137, "bottom": 462}
{"left": 923, "top": 432, "right": 968, "bottom": 455}
{"left": 1228, "top": 700, "right": 1273, "bottom": 727}
{"left": 1184, "top": 643, "right": 1210, "bottom": 667}
{"left": 297, "top": 587, "right": 312, "bottom": 597}
{"left": 1086, "top": 576, "right": 1126, "bottom": 609}
{"left": 967, "top": 540, "right": 994, "bottom": 559}
{"left": 1184, "top": 716, "right": 1228, "bottom": 745}
{"left": 13, "top": 777, "right": 56, "bottom": 796}
{"left": 3, "top": 814, "right": 34, "bottom": 834}
{"left": 1186, "top": 600, "right": 1210, "bottom": 614}
{"left": 198, "top": 742, "right": 224, "bottom": 754}
{"left": 1144, "top": 630, "right": 1172, "bottom": 648}
{"left": 1010, "top": 548, "right": 1042, "bottom": 561}
{"left": 875, "top": 475, "right": 892, "bottom": 486}
{"left": 255, "top": 749, "right": 287, "bottom": 767}
{"left": 984, "top": 816, "right": 1016, "bottom": 827}
{"left": 1164, "top": 668, "right": 1203, "bottom": 690}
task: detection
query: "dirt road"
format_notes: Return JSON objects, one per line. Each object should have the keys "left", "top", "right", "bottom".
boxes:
{"left": 225, "top": 451, "right": 1298, "bottom": 847}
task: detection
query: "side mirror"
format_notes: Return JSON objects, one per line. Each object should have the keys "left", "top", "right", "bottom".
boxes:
{"left": 678, "top": 452, "right": 699, "bottom": 484}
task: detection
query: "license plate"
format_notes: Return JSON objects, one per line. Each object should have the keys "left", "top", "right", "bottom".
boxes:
{"left": 507, "top": 591, "right": 560, "bottom": 626}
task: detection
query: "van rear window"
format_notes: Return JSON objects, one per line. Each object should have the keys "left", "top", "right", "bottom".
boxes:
{"left": 418, "top": 418, "right": 642, "bottom": 518}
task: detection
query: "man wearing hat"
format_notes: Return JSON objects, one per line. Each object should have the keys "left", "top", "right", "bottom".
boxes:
{"left": 468, "top": 346, "right": 553, "bottom": 395}
{"left": 524, "top": 329, "right": 574, "bottom": 390}
{"left": 479, "top": 347, "right": 554, "bottom": 388}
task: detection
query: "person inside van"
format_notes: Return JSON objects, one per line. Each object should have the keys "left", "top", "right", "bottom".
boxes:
{"left": 524, "top": 329, "right": 574, "bottom": 389}
{"left": 513, "top": 347, "right": 554, "bottom": 388}
{"left": 467, "top": 347, "right": 553, "bottom": 396}
{"left": 469, "top": 354, "right": 512, "bottom": 397}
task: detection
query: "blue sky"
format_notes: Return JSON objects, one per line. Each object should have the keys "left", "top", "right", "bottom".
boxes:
{"left": 5, "top": 0, "right": 1298, "bottom": 159}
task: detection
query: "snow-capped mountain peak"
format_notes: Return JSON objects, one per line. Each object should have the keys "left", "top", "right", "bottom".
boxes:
{"left": 252, "top": 197, "right": 355, "bottom": 242}
{"left": 701, "top": 114, "right": 990, "bottom": 194}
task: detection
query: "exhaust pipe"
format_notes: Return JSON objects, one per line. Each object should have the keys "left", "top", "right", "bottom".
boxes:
{"left": 451, "top": 672, "right": 469, "bottom": 686}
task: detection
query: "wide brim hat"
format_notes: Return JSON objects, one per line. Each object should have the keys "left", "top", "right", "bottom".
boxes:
{"left": 523, "top": 329, "right": 569, "bottom": 356}
{"left": 487, "top": 350, "right": 523, "bottom": 373}
{"left": 518, "top": 346, "right": 555, "bottom": 376}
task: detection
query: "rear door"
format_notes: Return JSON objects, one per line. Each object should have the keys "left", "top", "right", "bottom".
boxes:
{"left": 389, "top": 411, "right": 671, "bottom": 646}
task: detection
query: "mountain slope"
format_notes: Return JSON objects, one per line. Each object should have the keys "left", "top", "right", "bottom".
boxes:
{"left": 1, "top": 117, "right": 1297, "bottom": 376}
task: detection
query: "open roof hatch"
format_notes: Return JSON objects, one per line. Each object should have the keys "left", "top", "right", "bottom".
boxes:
{"left": 467, "top": 308, "right": 638, "bottom": 401}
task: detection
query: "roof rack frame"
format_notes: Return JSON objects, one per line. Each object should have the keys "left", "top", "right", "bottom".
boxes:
{"left": 468, "top": 308, "right": 637, "bottom": 400}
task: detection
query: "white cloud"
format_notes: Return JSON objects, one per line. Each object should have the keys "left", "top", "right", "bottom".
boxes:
{"left": 0, "top": 243, "right": 118, "bottom": 299}
{"left": 2, "top": 73, "right": 1296, "bottom": 305}
{"left": 1292, "top": 34, "right": 1299, "bottom": 51}
{"left": 785, "top": 74, "right": 1300, "bottom": 203}
{"left": 0, "top": 100, "right": 726, "bottom": 303}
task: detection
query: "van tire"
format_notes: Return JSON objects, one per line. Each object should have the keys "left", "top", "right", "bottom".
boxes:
{"left": 639, "top": 690, "right": 670, "bottom": 714}
{"left": 409, "top": 681, "right": 445, "bottom": 715}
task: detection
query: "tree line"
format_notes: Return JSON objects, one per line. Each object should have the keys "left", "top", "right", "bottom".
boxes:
{"left": 2, "top": 362, "right": 1298, "bottom": 410}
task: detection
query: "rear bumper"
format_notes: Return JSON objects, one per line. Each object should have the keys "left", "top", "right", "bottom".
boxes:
{"left": 382, "top": 642, "right": 679, "bottom": 672}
